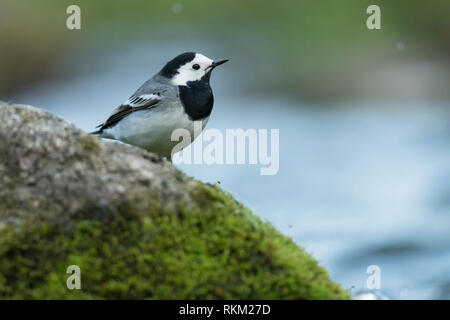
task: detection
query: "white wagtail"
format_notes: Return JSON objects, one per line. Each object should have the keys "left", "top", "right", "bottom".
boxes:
{"left": 92, "top": 52, "right": 228, "bottom": 159}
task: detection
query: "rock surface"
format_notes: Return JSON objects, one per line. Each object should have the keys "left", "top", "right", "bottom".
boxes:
{"left": 0, "top": 102, "right": 350, "bottom": 299}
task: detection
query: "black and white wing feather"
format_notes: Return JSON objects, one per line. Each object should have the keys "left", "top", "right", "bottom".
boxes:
{"left": 94, "top": 94, "right": 161, "bottom": 133}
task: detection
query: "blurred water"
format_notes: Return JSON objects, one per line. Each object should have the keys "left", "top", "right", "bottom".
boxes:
{"left": 11, "top": 44, "right": 450, "bottom": 299}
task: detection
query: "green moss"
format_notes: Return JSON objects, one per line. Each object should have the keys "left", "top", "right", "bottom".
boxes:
{"left": 0, "top": 183, "right": 350, "bottom": 299}
{"left": 80, "top": 134, "right": 101, "bottom": 155}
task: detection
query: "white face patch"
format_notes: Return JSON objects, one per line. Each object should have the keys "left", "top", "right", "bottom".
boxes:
{"left": 171, "top": 53, "right": 214, "bottom": 86}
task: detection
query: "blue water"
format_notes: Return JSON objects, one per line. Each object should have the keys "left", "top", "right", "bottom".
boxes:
{"left": 12, "top": 44, "right": 450, "bottom": 299}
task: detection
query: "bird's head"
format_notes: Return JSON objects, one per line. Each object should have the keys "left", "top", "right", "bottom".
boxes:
{"left": 159, "top": 52, "right": 228, "bottom": 86}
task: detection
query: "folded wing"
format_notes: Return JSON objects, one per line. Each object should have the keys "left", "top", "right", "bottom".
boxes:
{"left": 95, "top": 94, "right": 161, "bottom": 132}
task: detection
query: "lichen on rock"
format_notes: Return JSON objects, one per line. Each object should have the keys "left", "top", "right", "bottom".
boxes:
{"left": 0, "top": 102, "right": 350, "bottom": 299}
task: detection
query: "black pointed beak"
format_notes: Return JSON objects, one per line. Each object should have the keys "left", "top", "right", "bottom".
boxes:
{"left": 211, "top": 59, "right": 229, "bottom": 69}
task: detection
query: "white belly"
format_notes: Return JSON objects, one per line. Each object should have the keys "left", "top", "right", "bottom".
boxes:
{"left": 103, "top": 107, "right": 208, "bottom": 158}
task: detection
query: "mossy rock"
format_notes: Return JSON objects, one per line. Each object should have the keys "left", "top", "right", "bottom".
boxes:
{"left": 0, "top": 102, "right": 350, "bottom": 299}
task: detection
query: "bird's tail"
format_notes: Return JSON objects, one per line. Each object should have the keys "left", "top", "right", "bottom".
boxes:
{"left": 89, "top": 129, "right": 102, "bottom": 135}
{"left": 89, "top": 123, "right": 104, "bottom": 135}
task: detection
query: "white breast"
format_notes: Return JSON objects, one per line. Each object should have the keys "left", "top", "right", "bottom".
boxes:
{"left": 103, "top": 105, "right": 208, "bottom": 158}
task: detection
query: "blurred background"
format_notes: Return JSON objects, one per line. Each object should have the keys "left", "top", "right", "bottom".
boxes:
{"left": 1, "top": 0, "right": 449, "bottom": 299}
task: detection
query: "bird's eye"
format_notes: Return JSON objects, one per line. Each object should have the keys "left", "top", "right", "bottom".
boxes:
{"left": 192, "top": 64, "right": 200, "bottom": 70}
